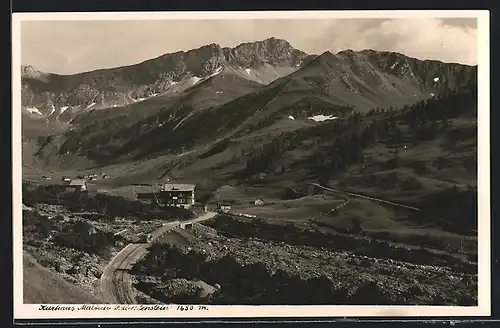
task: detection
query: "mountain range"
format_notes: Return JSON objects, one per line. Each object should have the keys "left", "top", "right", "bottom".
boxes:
{"left": 22, "top": 38, "right": 310, "bottom": 121}
{"left": 21, "top": 37, "right": 477, "bottom": 184}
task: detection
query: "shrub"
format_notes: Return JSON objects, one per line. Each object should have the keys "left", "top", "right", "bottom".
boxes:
{"left": 52, "top": 221, "right": 117, "bottom": 255}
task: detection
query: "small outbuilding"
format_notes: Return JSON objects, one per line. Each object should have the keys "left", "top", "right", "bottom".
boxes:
{"left": 217, "top": 203, "right": 232, "bottom": 213}
{"left": 254, "top": 198, "right": 264, "bottom": 205}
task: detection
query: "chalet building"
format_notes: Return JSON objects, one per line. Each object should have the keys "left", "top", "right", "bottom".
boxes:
{"left": 159, "top": 184, "right": 196, "bottom": 208}
{"left": 68, "top": 179, "right": 88, "bottom": 192}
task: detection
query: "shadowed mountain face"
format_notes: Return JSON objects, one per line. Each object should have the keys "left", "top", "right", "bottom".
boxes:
{"left": 21, "top": 38, "right": 477, "bottom": 175}
{"left": 21, "top": 38, "right": 308, "bottom": 121}
{"left": 261, "top": 50, "right": 477, "bottom": 112}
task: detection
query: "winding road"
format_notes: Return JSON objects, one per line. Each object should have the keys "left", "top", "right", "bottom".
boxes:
{"left": 100, "top": 211, "right": 217, "bottom": 304}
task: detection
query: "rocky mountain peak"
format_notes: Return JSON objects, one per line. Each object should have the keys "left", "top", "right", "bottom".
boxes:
{"left": 190, "top": 43, "right": 225, "bottom": 57}
{"left": 305, "top": 51, "right": 338, "bottom": 67}
{"left": 223, "top": 37, "right": 306, "bottom": 68}
{"left": 233, "top": 37, "right": 294, "bottom": 52}
{"left": 258, "top": 37, "right": 294, "bottom": 49}
{"left": 21, "top": 65, "right": 46, "bottom": 79}
{"left": 336, "top": 49, "right": 357, "bottom": 57}
{"left": 319, "top": 51, "right": 336, "bottom": 58}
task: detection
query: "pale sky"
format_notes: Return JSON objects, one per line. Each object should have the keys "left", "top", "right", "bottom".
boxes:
{"left": 21, "top": 17, "right": 478, "bottom": 75}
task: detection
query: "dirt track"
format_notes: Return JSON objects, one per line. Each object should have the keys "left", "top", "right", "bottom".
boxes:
{"left": 311, "top": 183, "right": 421, "bottom": 211}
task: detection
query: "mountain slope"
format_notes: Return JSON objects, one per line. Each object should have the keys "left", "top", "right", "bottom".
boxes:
{"left": 77, "top": 84, "right": 477, "bottom": 209}
{"left": 171, "top": 84, "right": 478, "bottom": 211}
{"left": 144, "top": 49, "right": 476, "bottom": 149}
{"left": 22, "top": 42, "right": 477, "bottom": 175}
{"left": 67, "top": 67, "right": 264, "bottom": 127}
{"left": 264, "top": 50, "right": 476, "bottom": 111}
{"left": 158, "top": 49, "right": 477, "bottom": 147}
{"left": 21, "top": 38, "right": 308, "bottom": 121}
{"left": 23, "top": 252, "right": 103, "bottom": 304}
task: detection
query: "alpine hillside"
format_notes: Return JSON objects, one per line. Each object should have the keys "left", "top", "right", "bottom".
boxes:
{"left": 21, "top": 37, "right": 309, "bottom": 122}
{"left": 22, "top": 38, "right": 477, "bottom": 182}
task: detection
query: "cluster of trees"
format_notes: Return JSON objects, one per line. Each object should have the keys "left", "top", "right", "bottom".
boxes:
{"left": 23, "top": 210, "right": 55, "bottom": 239}
{"left": 22, "top": 207, "right": 118, "bottom": 255}
{"left": 22, "top": 183, "right": 194, "bottom": 220}
{"left": 52, "top": 220, "right": 118, "bottom": 255}
{"left": 243, "top": 136, "right": 294, "bottom": 176}
{"left": 241, "top": 86, "right": 477, "bottom": 183}
{"left": 312, "top": 116, "right": 390, "bottom": 182}
{"left": 417, "top": 186, "right": 477, "bottom": 235}
{"left": 23, "top": 184, "right": 149, "bottom": 216}
{"left": 404, "top": 87, "right": 477, "bottom": 121}
{"left": 325, "top": 89, "right": 475, "bottom": 176}
{"left": 397, "top": 87, "right": 477, "bottom": 142}
{"left": 366, "top": 86, "right": 476, "bottom": 124}
{"left": 243, "top": 112, "right": 367, "bottom": 177}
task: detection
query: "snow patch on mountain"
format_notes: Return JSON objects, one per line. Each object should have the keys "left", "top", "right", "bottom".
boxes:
{"left": 209, "top": 66, "right": 224, "bottom": 78}
{"left": 308, "top": 114, "right": 338, "bottom": 122}
{"left": 56, "top": 106, "right": 70, "bottom": 120}
{"left": 187, "top": 67, "right": 223, "bottom": 87}
{"left": 49, "top": 104, "right": 55, "bottom": 116}
{"left": 189, "top": 76, "right": 202, "bottom": 85}
{"left": 26, "top": 107, "right": 43, "bottom": 115}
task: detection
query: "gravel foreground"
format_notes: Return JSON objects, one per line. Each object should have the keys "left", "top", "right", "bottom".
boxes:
{"left": 131, "top": 224, "right": 477, "bottom": 305}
